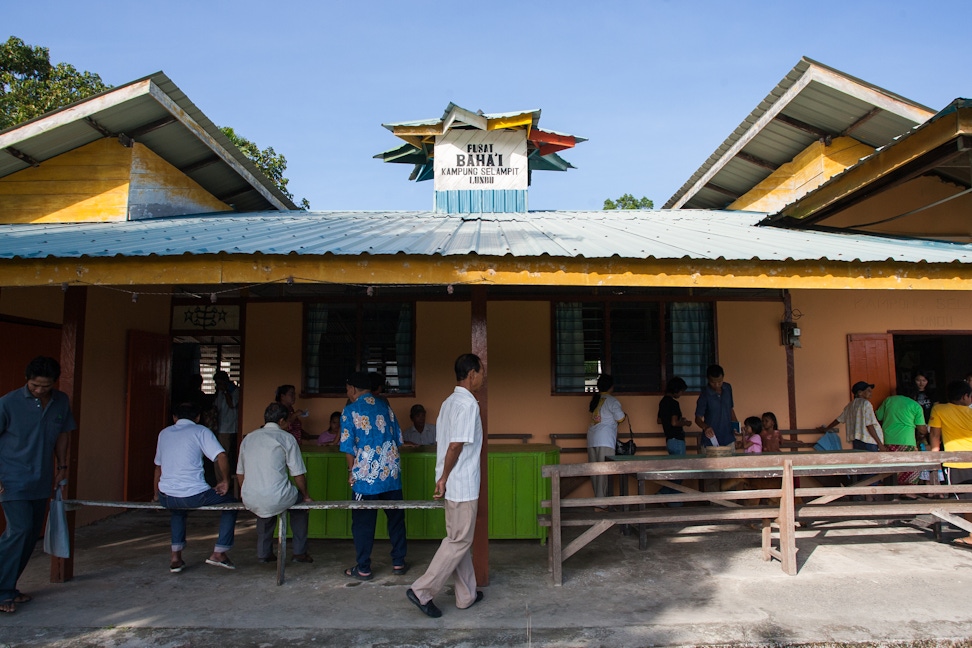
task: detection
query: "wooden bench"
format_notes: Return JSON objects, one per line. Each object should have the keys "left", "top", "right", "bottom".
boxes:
{"left": 65, "top": 498, "right": 443, "bottom": 585}
{"left": 548, "top": 429, "right": 826, "bottom": 455}
{"left": 488, "top": 433, "right": 534, "bottom": 443}
{"left": 539, "top": 451, "right": 972, "bottom": 585}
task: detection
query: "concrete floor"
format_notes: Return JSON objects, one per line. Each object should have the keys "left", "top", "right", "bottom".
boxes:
{"left": 4, "top": 509, "right": 972, "bottom": 647}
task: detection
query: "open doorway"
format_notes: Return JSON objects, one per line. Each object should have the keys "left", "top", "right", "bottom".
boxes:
{"left": 893, "top": 333, "right": 972, "bottom": 402}
{"left": 171, "top": 336, "right": 241, "bottom": 404}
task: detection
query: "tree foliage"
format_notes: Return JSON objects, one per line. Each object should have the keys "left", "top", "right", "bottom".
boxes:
{"left": 220, "top": 127, "right": 309, "bottom": 209}
{"left": 1, "top": 36, "right": 307, "bottom": 209}
{"left": 0, "top": 36, "right": 109, "bottom": 129}
{"left": 603, "top": 194, "right": 654, "bottom": 210}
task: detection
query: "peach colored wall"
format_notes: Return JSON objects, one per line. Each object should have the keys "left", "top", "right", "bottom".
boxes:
{"left": 0, "top": 286, "right": 64, "bottom": 323}
{"left": 240, "top": 301, "right": 474, "bottom": 441}
{"left": 791, "top": 289, "right": 972, "bottom": 430}
{"left": 716, "top": 301, "right": 790, "bottom": 426}
{"left": 241, "top": 302, "right": 306, "bottom": 435}
{"left": 407, "top": 301, "right": 472, "bottom": 424}
{"left": 76, "top": 288, "right": 170, "bottom": 524}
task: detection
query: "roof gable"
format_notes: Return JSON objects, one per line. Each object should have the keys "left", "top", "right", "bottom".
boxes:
{"left": 665, "top": 57, "right": 935, "bottom": 210}
{"left": 0, "top": 72, "right": 298, "bottom": 212}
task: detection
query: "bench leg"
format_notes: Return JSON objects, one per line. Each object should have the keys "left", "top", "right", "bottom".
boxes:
{"left": 778, "top": 460, "right": 798, "bottom": 575}
{"left": 551, "top": 478, "right": 563, "bottom": 586}
{"left": 638, "top": 478, "right": 648, "bottom": 550}
{"left": 761, "top": 518, "right": 772, "bottom": 561}
{"left": 277, "top": 513, "right": 287, "bottom": 586}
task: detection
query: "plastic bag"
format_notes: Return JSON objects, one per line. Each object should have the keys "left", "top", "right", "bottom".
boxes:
{"left": 43, "top": 481, "right": 70, "bottom": 558}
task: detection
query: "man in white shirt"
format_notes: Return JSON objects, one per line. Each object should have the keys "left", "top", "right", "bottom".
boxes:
{"left": 402, "top": 404, "right": 437, "bottom": 446}
{"left": 154, "top": 402, "right": 239, "bottom": 573}
{"left": 407, "top": 354, "right": 485, "bottom": 618}
{"left": 237, "top": 403, "right": 313, "bottom": 564}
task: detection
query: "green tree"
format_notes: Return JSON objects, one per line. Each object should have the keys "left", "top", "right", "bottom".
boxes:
{"left": 0, "top": 36, "right": 109, "bottom": 129}
{"left": 603, "top": 194, "right": 654, "bottom": 210}
{"left": 1, "top": 36, "right": 307, "bottom": 209}
{"left": 220, "top": 127, "right": 309, "bottom": 209}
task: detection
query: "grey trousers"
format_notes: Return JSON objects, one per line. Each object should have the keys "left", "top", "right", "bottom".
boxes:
{"left": 255, "top": 495, "right": 309, "bottom": 558}
{"left": 588, "top": 445, "right": 612, "bottom": 499}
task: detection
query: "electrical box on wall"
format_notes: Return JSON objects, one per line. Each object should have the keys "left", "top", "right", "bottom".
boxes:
{"left": 781, "top": 321, "right": 802, "bottom": 347}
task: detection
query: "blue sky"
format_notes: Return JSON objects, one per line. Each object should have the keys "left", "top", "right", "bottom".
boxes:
{"left": 5, "top": 1, "right": 968, "bottom": 211}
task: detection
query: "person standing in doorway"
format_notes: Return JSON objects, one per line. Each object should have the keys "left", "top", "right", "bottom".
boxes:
{"left": 407, "top": 353, "right": 486, "bottom": 618}
{"left": 213, "top": 371, "right": 240, "bottom": 473}
{"left": 0, "top": 356, "right": 76, "bottom": 614}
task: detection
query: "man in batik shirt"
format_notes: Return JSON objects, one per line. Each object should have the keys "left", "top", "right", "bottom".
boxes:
{"left": 340, "top": 371, "right": 408, "bottom": 580}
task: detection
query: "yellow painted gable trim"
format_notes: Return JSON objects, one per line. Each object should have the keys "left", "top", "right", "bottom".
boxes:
{"left": 1, "top": 254, "right": 970, "bottom": 291}
{"left": 487, "top": 115, "right": 533, "bottom": 131}
{"left": 781, "top": 108, "right": 972, "bottom": 220}
{"left": 729, "top": 137, "right": 875, "bottom": 213}
{"left": 0, "top": 139, "right": 131, "bottom": 223}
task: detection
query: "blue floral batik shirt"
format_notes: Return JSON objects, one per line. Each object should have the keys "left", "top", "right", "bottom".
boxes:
{"left": 339, "top": 394, "right": 403, "bottom": 495}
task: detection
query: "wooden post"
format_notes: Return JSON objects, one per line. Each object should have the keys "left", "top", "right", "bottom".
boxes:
{"left": 276, "top": 514, "right": 287, "bottom": 586}
{"left": 51, "top": 286, "right": 86, "bottom": 583}
{"left": 779, "top": 459, "right": 798, "bottom": 575}
{"left": 471, "top": 285, "right": 489, "bottom": 586}
{"left": 550, "top": 471, "right": 563, "bottom": 586}
{"left": 783, "top": 291, "right": 798, "bottom": 431}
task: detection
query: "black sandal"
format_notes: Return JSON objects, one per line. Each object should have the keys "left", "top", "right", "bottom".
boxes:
{"left": 344, "top": 565, "right": 373, "bottom": 581}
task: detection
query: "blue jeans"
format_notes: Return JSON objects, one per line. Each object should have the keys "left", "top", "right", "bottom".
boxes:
{"left": 351, "top": 489, "right": 407, "bottom": 572}
{"left": 0, "top": 498, "right": 48, "bottom": 600}
{"left": 159, "top": 489, "right": 238, "bottom": 553}
{"left": 666, "top": 438, "right": 686, "bottom": 456}
{"left": 852, "top": 439, "right": 880, "bottom": 487}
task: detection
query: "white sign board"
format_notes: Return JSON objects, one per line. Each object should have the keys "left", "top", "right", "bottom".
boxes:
{"left": 434, "top": 130, "right": 528, "bottom": 191}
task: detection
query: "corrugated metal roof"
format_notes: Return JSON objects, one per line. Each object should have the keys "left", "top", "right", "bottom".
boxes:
{"left": 3, "top": 210, "right": 970, "bottom": 264}
{"left": 664, "top": 58, "right": 936, "bottom": 210}
{"left": 0, "top": 73, "right": 298, "bottom": 212}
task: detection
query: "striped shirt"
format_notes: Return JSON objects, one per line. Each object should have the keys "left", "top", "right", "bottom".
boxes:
{"left": 435, "top": 386, "right": 483, "bottom": 503}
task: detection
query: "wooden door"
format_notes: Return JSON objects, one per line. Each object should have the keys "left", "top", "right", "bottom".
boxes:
{"left": 847, "top": 333, "right": 896, "bottom": 405}
{"left": 124, "top": 331, "right": 171, "bottom": 501}
{"left": 0, "top": 320, "right": 61, "bottom": 394}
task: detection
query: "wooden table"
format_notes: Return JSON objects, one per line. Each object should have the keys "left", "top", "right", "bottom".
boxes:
{"left": 540, "top": 450, "right": 972, "bottom": 584}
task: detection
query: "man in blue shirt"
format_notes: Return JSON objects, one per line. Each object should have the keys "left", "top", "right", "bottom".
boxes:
{"left": 0, "top": 356, "right": 76, "bottom": 614}
{"left": 340, "top": 371, "right": 407, "bottom": 580}
{"left": 694, "top": 364, "right": 738, "bottom": 448}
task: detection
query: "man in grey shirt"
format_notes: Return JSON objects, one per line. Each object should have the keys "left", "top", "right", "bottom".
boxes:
{"left": 403, "top": 404, "right": 437, "bottom": 445}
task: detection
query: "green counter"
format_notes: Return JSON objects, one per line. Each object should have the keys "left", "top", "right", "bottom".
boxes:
{"left": 301, "top": 444, "right": 559, "bottom": 541}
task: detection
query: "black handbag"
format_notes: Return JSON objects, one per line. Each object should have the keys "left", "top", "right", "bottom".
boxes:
{"left": 615, "top": 418, "right": 637, "bottom": 455}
